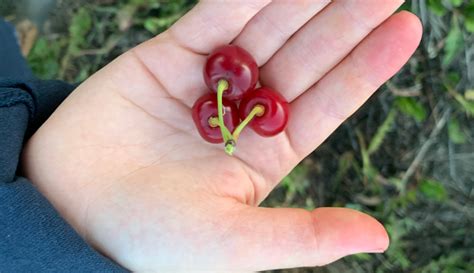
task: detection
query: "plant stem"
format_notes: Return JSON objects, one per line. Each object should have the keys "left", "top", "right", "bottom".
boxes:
{"left": 215, "top": 82, "right": 265, "bottom": 156}
{"left": 233, "top": 105, "right": 265, "bottom": 140}
{"left": 216, "top": 80, "right": 232, "bottom": 141}
{"left": 208, "top": 117, "right": 219, "bottom": 128}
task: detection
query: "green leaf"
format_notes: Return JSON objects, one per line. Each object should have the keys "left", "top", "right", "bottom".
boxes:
{"left": 304, "top": 197, "right": 315, "bottom": 210}
{"left": 419, "top": 252, "right": 468, "bottom": 273}
{"left": 144, "top": 13, "right": 184, "bottom": 34}
{"left": 464, "top": 3, "right": 474, "bottom": 32}
{"left": 446, "top": 72, "right": 461, "bottom": 86}
{"left": 464, "top": 2, "right": 474, "bottom": 19}
{"left": 442, "top": 19, "right": 464, "bottom": 67}
{"left": 448, "top": 118, "right": 466, "bottom": 144}
{"left": 68, "top": 8, "right": 92, "bottom": 53}
{"left": 28, "top": 38, "right": 48, "bottom": 58}
{"left": 368, "top": 108, "right": 397, "bottom": 155}
{"left": 465, "top": 17, "right": 474, "bottom": 33}
{"left": 130, "top": 0, "right": 150, "bottom": 5}
{"left": 144, "top": 18, "right": 160, "bottom": 34}
{"left": 450, "top": 0, "right": 463, "bottom": 7}
{"left": 465, "top": 89, "right": 474, "bottom": 101}
{"left": 356, "top": 131, "right": 378, "bottom": 183}
{"left": 333, "top": 152, "right": 354, "bottom": 187}
{"left": 397, "top": 2, "right": 411, "bottom": 11}
{"left": 353, "top": 253, "right": 372, "bottom": 261}
{"left": 389, "top": 177, "right": 404, "bottom": 192}
{"left": 419, "top": 179, "right": 447, "bottom": 201}
{"left": 75, "top": 68, "right": 90, "bottom": 82}
{"left": 428, "top": 0, "right": 447, "bottom": 16}
{"left": 27, "top": 37, "right": 64, "bottom": 79}
{"left": 281, "top": 165, "right": 310, "bottom": 204}
{"left": 406, "top": 189, "right": 418, "bottom": 204}
{"left": 395, "top": 97, "right": 428, "bottom": 122}
{"left": 454, "top": 94, "right": 474, "bottom": 116}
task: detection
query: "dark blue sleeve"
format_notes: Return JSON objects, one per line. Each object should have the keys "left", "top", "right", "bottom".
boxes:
{"left": 0, "top": 79, "right": 128, "bottom": 273}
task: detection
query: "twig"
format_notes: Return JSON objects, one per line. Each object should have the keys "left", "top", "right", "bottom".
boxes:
{"left": 463, "top": 31, "right": 473, "bottom": 84}
{"left": 59, "top": 35, "right": 122, "bottom": 79}
{"left": 425, "top": 152, "right": 474, "bottom": 162}
{"left": 451, "top": 153, "right": 474, "bottom": 159}
{"left": 400, "top": 109, "right": 451, "bottom": 194}
{"left": 386, "top": 81, "right": 422, "bottom": 97}
{"left": 76, "top": 35, "right": 122, "bottom": 56}
{"left": 448, "top": 131, "right": 459, "bottom": 184}
{"left": 446, "top": 200, "right": 474, "bottom": 220}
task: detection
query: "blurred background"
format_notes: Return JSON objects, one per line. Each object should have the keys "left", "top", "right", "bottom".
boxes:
{"left": 1, "top": 0, "right": 472, "bottom": 272}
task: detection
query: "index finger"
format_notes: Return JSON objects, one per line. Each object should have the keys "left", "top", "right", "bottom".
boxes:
{"left": 169, "top": 0, "right": 271, "bottom": 54}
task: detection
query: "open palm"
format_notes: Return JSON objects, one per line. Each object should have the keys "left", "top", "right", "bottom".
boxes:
{"left": 23, "top": 1, "right": 422, "bottom": 272}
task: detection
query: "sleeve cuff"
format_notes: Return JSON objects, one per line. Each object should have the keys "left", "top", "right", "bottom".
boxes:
{"left": 0, "top": 177, "right": 128, "bottom": 272}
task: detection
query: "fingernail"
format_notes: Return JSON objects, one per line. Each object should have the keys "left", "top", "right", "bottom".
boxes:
{"left": 349, "top": 233, "right": 389, "bottom": 255}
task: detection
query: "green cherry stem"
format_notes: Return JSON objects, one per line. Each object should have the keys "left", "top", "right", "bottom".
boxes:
{"left": 216, "top": 80, "right": 232, "bottom": 141}
{"left": 215, "top": 81, "right": 265, "bottom": 156}
{"left": 216, "top": 79, "right": 237, "bottom": 155}
{"left": 224, "top": 104, "right": 264, "bottom": 155}
{"left": 232, "top": 104, "right": 265, "bottom": 140}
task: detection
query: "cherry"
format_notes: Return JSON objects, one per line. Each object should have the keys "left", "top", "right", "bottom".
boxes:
{"left": 204, "top": 45, "right": 258, "bottom": 101}
{"left": 195, "top": 45, "right": 290, "bottom": 155}
{"left": 238, "top": 87, "right": 289, "bottom": 137}
{"left": 192, "top": 93, "right": 240, "bottom": 144}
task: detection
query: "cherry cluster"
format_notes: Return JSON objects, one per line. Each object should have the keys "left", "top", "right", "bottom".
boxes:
{"left": 192, "top": 45, "right": 289, "bottom": 155}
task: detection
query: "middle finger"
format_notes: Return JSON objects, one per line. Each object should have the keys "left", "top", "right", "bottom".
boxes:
{"left": 260, "top": 0, "right": 404, "bottom": 102}
{"left": 233, "top": 0, "right": 331, "bottom": 66}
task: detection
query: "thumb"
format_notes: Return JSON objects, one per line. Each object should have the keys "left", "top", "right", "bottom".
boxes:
{"left": 228, "top": 207, "right": 389, "bottom": 271}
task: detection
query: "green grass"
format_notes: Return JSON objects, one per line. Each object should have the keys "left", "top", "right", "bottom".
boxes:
{"left": 3, "top": 0, "right": 473, "bottom": 272}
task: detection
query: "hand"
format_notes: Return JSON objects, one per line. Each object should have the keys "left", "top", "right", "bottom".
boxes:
{"left": 23, "top": 1, "right": 422, "bottom": 271}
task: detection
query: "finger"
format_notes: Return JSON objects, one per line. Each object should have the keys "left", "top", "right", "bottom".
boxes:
{"left": 233, "top": 0, "right": 331, "bottom": 66}
{"left": 132, "top": 0, "right": 271, "bottom": 108}
{"left": 287, "top": 11, "right": 423, "bottom": 158}
{"left": 169, "top": 0, "right": 271, "bottom": 54}
{"left": 131, "top": 39, "right": 206, "bottom": 108}
{"left": 228, "top": 207, "right": 388, "bottom": 270}
{"left": 261, "top": 0, "right": 404, "bottom": 102}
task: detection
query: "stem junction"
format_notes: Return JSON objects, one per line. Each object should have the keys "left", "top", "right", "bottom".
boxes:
{"left": 215, "top": 80, "right": 264, "bottom": 156}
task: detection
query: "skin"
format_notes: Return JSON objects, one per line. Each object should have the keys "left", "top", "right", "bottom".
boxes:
{"left": 22, "top": 0, "right": 422, "bottom": 272}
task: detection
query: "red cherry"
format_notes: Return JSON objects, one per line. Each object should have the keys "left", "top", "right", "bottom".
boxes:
{"left": 239, "top": 87, "right": 289, "bottom": 137}
{"left": 204, "top": 45, "right": 259, "bottom": 101}
{"left": 192, "top": 93, "right": 240, "bottom": 143}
